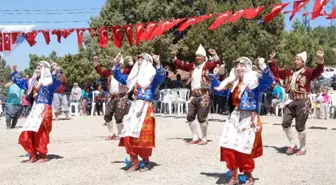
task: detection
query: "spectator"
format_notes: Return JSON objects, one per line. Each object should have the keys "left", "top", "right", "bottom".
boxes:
{"left": 173, "top": 74, "right": 183, "bottom": 88}
{"left": 320, "top": 88, "right": 330, "bottom": 120}
{"left": 311, "top": 90, "right": 323, "bottom": 119}
{"left": 4, "top": 79, "right": 24, "bottom": 129}
{"left": 69, "top": 83, "right": 82, "bottom": 103}
{"left": 94, "top": 84, "right": 105, "bottom": 116}
{"left": 270, "top": 81, "right": 284, "bottom": 116}
{"left": 21, "top": 90, "right": 31, "bottom": 118}
{"left": 82, "top": 86, "right": 93, "bottom": 115}
{"left": 52, "top": 70, "right": 70, "bottom": 120}
{"left": 160, "top": 71, "right": 172, "bottom": 89}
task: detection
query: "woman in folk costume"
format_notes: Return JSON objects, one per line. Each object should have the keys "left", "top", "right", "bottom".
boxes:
{"left": 112, "top": 53, "right": 166, "bottom": 172}
{"left": 10, "top": 62, "right": 61, "bottom": 163}
{"left": 212, "top": 57, "right": 274, "bottom": 185}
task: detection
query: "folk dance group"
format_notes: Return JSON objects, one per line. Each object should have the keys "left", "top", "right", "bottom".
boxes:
{"left": 10, "top": 44, "right": 324, "bottom": 185}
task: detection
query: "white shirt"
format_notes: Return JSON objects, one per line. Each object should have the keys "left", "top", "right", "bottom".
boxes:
{"left": 191, "top": 62, "right": 208, "bottom": 90}
{"left": 110, "top": 75, "right": 128, "bottom": 94}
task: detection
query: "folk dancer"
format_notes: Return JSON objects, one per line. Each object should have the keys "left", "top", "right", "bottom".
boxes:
{"left": 213, "top": 57, "right": 274, "bottom": 185}
{"left": 10, "top": 62, "right": 61, "bottom": 163}
{"left": 93, "top": 54, "right": 132, "bottom": 140}
{"left": 112, "top": 53, "right": 165, "bottom": 172}
{"left": 171, "top": 44, "right": 221, "bottom": 145}
{"left": 268, "top": 50, "right": 324, "bottom": 155}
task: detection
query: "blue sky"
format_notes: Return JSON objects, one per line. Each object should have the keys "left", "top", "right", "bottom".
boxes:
{"left": 1, "top": 0, "right": 334, "bottom": 69}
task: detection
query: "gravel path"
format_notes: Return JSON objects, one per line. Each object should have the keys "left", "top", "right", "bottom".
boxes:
{"left": 0, "top": 114, "right": 335, "bottom": 185}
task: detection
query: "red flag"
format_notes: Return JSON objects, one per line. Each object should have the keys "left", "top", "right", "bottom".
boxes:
{"left": 135, "top": 23, "right": 145, "bottom": 45}
{"left": 264, "top": 2, "right": 290, "bottom": 24}
{"left": 11, "top": 32, "right": 21, "bottom": 44}
{"left": 311, "top": 0, "right": 329, "bottom": 20}
{"left": 148, "top": 20, "right": 171, "bottom": 40}
{"left": 290, "top": 0, "right": 309, "bottom": 21}
{"left": 25, "top": 31, "right": 38, "bottom": 47}
{"left": 112, "top": 25, "right": 123, "bottom": 48}
{"left": 40, "top": 30, "right": 50, "bottom": 45}
{"left": 163, "top": 18, "right": 186, "bottom": 32}
{"left": 244, "top": 6, "right": 265, "bottom": 20}
{"left": 208, "top": 11, "right": 232, "bottom": 30}
{"left": 89, "top": 28, "right": 96, "bottom": 38}
{"left": 123, "top": 24, "right": 133, "bottom": 46}
{"left": 178, "top": 15, "right": 212, "bottom": 31}
{"left": 99, "top": 26, "right": 109, "bottom": 48}
{"left": 139, "top": 22, "right": 157, "bottom": 41}
{"left": 62, "top": 29, "right": 74, "bottom": 39}
{"left": 327, "top": 7, "right": 336, "bottom": 19}
{"left": 0, "top": 32, "right": 3, "bottom": 51}
{"left": 3, "top": 33, "right": 11, "bottom": 51}
{"left": 52, "top": 30, "right": 62, "bottom": 43}
{"left": 225, "top": 10, "right": 246, "bottom": 23}
{"left": 76, "top": 28, "right": 86, "bottom": 48}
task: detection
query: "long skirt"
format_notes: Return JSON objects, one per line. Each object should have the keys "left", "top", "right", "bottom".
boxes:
{"left": 119, "top": 103, "right": 155, "bottom": 159}
{"left": 19, "top": 105, "right": 53, "bottom": 159}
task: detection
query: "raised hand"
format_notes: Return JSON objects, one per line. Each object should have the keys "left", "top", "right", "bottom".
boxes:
{"left": 12, "top": 65, "right": 18, "bottom": 72}
{"left": 316, "top": 50, "right": 324, "bottom": 62}
{"left": 269, "top": 51, "right": 276, "bottom": 60}
{"left": 213, "top": 64, "right": 221, "bottom": 75}
{"left": 93, "top": 56, "right": 99, "bottom": 66}
{"left": 170, "top": 51, "right": 177, "bottom": 60}
{"left": 208, "top": 49, "right": 217, "bottom": 56}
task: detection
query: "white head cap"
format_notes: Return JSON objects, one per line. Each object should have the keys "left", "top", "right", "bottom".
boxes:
{"left": 296, "top": 51, "right": 307, "bottom": 63}
{"left": 195, "top": 44, "right": 206, "bottom": 58}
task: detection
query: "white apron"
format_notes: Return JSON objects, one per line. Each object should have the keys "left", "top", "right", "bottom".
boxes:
{"left": 219, "top": 110, "right": 258, "bottom": 155}
{"left": 121, "top": 100, "right": 149, "bottom": 138}
{"left": 21, "top": 103, "right": 45, "bottom": 132}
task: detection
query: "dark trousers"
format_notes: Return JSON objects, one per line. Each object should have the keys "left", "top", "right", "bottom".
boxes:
{"left": 282, "top": 98, "right": 311, "bottom": 132}
{"left": 104, "top": 96, "right": 128, "bottom": 124}
{"left": 187, "top": 94, "right": 210, "bottom": 123}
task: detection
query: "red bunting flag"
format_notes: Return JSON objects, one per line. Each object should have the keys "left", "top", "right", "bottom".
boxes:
{"left": 208, "top": 11, "right": 232, "bottom": 30}
{"left": 40, "top": 30, "right": 50, "bottom": 45}
{"left": 290, "top": 0, "right": 309, "bottom": 21}
{"left": 139, "top": 22, "right": 156, "bottom": 42}
{"left": 11, "top": 32, "right": 21, "bottom": 44}
{"left": 148, "top": 20, "right": 171, "bottom": 40}
{"left": 3, "top": 33, "right": 11, "bottom": 51}
{"left": 326, "top": 7, "right": 336, "bottom": 19}
{"left": 163, "top": 18, "right": 186, "bottom": 32}
{"left": 62, "top": 29, "right": 74, "bottom": 39}
{"left": 52, "top": 30, "right": 62, "bottom": 43}
{"left": 99, "top": 26, "right": 109, "bottom": 48}
{"left": 264, "top": 2, "right": 290, "bottom": 24}
{"left": 244, "top": 6, "right": 265, "bottom": 20}
{"left": 123, "top": 24, "right": 133, "bottom": 46}
{"left": 311, "top": 0, "right": 330, "bottom": 20}
{"left": 0, "top": 32, "right": 3, "bottom": 51}
{"left": 76, "top": 28, "right": 86, "bottom": 48}
{"left": 112, "top": 25, "right": 123, "bottom": 48}
{"left": 225, "top": 10, "right": 246, "bottom": 23}
{"left": 25, "top": 31, "right": 38, "bottom": 47}
{"left": 178, "top": 15, "right": 212, "bottom": 31}
{"left": 135, "top": 23, "right": 145, "bottom": 45}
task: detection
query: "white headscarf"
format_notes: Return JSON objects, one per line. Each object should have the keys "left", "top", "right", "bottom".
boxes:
{"left": 218, "top": 57, "right": 259, "bottom": 97}
{"left": 27, "top": 61, "right": 53, "bottom": 94}
{"left": 126, "top": 53, "right": 156, "bottom": 92}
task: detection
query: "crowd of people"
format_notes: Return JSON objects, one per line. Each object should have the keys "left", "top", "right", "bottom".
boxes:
{"left": 1, "top": 44, "right": 334, "bottom": 185}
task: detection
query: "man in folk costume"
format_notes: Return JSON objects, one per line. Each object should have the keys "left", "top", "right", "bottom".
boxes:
{"left": 268, "top": 50, "right": 324, "bottom": 155}
{"left": 9, "top": 62, "right": 61, "bottom": 163}
{"left": 213, "top": 57, "right": 274, "bottom": 185}
{"left": 171, "top": 44, "right": 221, "bottom": 145}
{"left": 112, "top": 53, "right": 166, "bottom": 172}
{"left": 93, "top": 54, "right": 132, "bottom": 140}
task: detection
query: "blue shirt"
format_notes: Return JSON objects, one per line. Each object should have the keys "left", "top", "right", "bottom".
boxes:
{"left": 272, "top": 85, "right": 284, "bottom": 102}
{"left": 6, "top": 84, "right": 24, "bottom": 105}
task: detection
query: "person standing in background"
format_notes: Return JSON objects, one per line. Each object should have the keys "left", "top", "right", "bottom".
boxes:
{"left": 4, "top": 79, "right": 24, "bottom": 129}
{"left": 21, "top": 90, "right": 31, "bottom": 118}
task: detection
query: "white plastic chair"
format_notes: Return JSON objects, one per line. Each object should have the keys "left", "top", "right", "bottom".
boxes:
{"left": 170, "top": 89, "right": 180, "bottom": 114}
{"left": 69, "top": 102, "right": 81, "bottom": 116}
{"left": 91, "top": 91, "right": 106, "bottom": 116}
{"left": 275, "top": 93, "right": 289, "bottom": 116}
{"left": 160, "top": 89, "right": 173, "bottom": 114}
{"left": 329, "top": 93, "right": 336, "bottom": 118}
{"left": 177, "top": 88, "right": 190, "bottom": 114}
